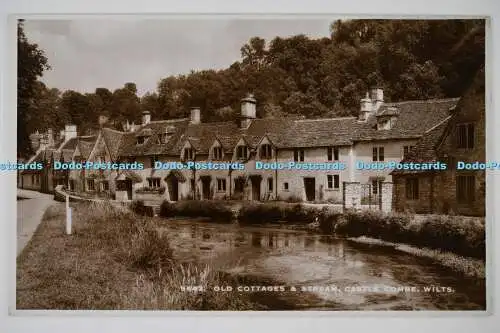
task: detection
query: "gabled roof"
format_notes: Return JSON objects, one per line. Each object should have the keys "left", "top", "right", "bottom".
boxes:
{"left": 391, "top": 118, "right": 451, "bottom": 176}
{"left": 103, "top": 96, "right": 462, "bottom": 160}
{"left": 356, "top": 98, "right": 459, "bottom": 141}
{"left": 118, "top": 119, "right": 190, "bottom": 157}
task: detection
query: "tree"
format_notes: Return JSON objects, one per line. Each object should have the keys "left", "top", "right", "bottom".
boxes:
{"left": 17, "top": 19, "right": 50, "bottom": 157}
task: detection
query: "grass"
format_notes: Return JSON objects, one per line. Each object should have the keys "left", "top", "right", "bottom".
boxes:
{"left": 318, "top": 209, "right": 485, "bottom": 260}
{"left": 16, "top": 202, "right": 260, "bottom": 310}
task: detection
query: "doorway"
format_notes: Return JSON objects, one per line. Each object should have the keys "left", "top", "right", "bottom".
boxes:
{"left": 250, "top": 175, "right": 262, "bottom": 201}
{"left": 304, "top": 177, "right": 316, "bottom": 201}
{"left": 166, "top": 174, "right": 179, "bottom": 201}
{"left": 201, "top": 176, "right": 211, "bottom": 200}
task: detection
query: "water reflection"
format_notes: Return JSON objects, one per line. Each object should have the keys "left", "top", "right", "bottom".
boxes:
{"left": 160, "top": 220, "right": 486, "bottom": 310}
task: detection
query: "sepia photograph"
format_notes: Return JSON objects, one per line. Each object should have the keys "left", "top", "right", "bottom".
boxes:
{"left": 15, "top": 16, "right": 486, "bottom": 311}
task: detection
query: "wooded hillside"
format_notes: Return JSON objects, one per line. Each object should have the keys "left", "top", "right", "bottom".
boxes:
{"left": 17, "top": 19, "right": 485, "bottom": 157}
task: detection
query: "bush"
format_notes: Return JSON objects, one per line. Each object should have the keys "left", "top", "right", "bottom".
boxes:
{"left": 159, "top": 200, "right": 233, "bottom": 222}
{"left": 238, "top": 202, "right": 315, "bottom": 225}
{"left": 414, "top": 215, "right": 485, "bottom": 259}
{"left": 317, "top": 208, "right": 344, "bottom": 233}
{"left": 131, "top": 200, "right": 146, "bottom": 216}
{"left": 284, "top": 195, "right": 303, "bottom": 203}
{"left": 322, "top": 209, "right": 485, "bottom": 260}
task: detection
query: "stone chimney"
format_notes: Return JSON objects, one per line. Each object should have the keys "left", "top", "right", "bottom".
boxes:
{"left": 142, "top": 111, "right": 151, "bottom": 126}
{"left": 190, "top": 107, "right": 201, "bottom": 124}
{"left": 47, "top": 128, "right": 54, "bottom": 147}
{"left": 240, "top": 93, "right": 257, "bottom": 128}
{"left": 370, "top": 87, "right": 384, "bottom": 112}
{"left": 30, "top": 131, "right": 41, "bottom": 152}
{"left": 64, "top": 125, "right": 77, "bottom": 142}
{"left": 359, "top": 92, "right": 372, "bottom": 121}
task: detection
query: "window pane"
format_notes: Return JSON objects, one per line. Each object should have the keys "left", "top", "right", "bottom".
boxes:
{"left": 467, "top": 124, "right": 475, "bottom": 149}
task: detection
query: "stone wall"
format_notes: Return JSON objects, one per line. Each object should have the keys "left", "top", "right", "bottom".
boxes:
{"left": 343, "top": 182, "right": 362, "bottom": 210}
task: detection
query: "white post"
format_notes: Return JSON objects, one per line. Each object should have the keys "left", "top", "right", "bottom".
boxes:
{"left": 66, "top": 194, "right": 72, "bottom": 235}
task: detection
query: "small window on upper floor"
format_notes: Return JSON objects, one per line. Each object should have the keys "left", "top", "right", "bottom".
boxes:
{"left": 236, "top": 145, "right": 249, "bottom": 160}
{"left": 456, "top": 123, "right": 475, "bottom": 149}
{"left": 294, "top": 149, "right": 304, "bottom": 162}
{"left": 183, "top": 148, "right": 195, "bottom": 161}
{"left": 327, "top": 147, "right": 339, "bottom": 161}
{"left": 213, "top": 146, "right": 223, "bottom": 160}
{"left": 260, "top": 144, "right": 273, "bottom": 159}
{"left": 373, "top": 147, "right": 385, "bottom": 162}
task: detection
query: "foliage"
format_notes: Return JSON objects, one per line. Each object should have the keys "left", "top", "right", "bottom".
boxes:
{"left": 317, "top": 209, "right": 485, "bottom": 259}
{"left": 238, "top": 202, "right": 315, "bottom": 224}
{"left": 17, "top": 202, "right": 261, "bottom": 310}
{"left": 20, "top": 19, "right": 485, "bottom": 157}
{"left": 159, "top": 200, "right": 234, "bottom": 222}
{"left": 17, "top": 20, "right": 50, "bottom": 157}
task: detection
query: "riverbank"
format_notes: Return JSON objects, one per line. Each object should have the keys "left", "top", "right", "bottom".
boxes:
{"left": 144, "top": 200, "right": 485, "bottom": 279}
{"left": 16, "top": 202, "right": 267, "bottom": 310}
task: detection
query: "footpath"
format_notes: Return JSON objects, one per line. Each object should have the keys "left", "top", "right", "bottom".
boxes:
{"left": 17, "top": 189, "right": 55, "bottom": 256}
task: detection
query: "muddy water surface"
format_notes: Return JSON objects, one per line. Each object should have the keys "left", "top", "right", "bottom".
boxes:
{"left": 160, "top": 220, "right": 486, "bottom": 310}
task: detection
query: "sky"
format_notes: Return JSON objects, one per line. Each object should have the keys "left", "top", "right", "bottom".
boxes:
{"left": 23, "top": 18, "right": 333, "bottom": 97}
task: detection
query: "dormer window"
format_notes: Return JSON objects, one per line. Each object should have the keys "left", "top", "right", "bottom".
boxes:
{"left": 236, "top": 145, "right": 249, "bottom": 160}
{"left": 213, "top": 147, "right": 223, "bottom": 160}
{"left": 161, "top": 126, "right": 176, "bottom": 143}
{"left": 377, "top": 118, "right": 392, "bottom": 130}
{"left": 183, "top": 148, "right": 195, "bottom": 161}
{"left": 260, "top": 144, "right": 273, "bottom": 159}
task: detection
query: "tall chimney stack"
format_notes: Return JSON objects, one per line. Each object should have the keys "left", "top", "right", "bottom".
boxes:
{"left": 370, "top": 87, "right": 384, "bottom": 112}
{"left": 359, "top": 92, "right": 372, "bottom": 121}
{"left": 142, "top": 111, "right": 151, "bottom": 126}
{"left": 240, "top": 93, "right": 257, "bottom": 128}
{"left": 190, "top": 107, "right": 201, "bottom": 124}
{"left": 64, "top": 125, "right": 77, "bottom": 142}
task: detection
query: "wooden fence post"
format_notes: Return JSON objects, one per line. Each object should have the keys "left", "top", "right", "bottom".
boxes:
{"left": 66, "top": 194, "right": 72, "bottom": 235}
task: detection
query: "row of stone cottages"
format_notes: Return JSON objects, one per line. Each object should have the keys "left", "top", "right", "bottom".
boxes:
{"left": 19, "top": 70, "right": 485, "bottom": 216}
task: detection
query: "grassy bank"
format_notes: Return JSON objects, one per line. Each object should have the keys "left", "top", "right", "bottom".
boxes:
{"left": 318, "top": 209, "right": 485, "bottom": 260}
{"left": 16, "top": 202, "right": 261, "bottom": 310}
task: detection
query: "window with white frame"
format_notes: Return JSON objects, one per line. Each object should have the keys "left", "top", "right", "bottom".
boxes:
{"left": 294, "top": 149, "right": 304, "bottom": 162}
{"left": 183, "top": 148, "right": 195, "bottom": 161}
{"left": 217, "top": 178, "right": 227, "bottom": 192}
{"left": 147, "top": 177, "right": 161, "bottom": 188}
{"left": 213, "top": 146, "right": 223, "bottom": 160}
{"left": 327, "top": 147, "right": 339, "bottom": 161}
{"left": 260, "top": 144, "right": 273, "bottom": 159}
{"left": 236, "top": 145, "right": 249, "bottom": 159}
{"left": 327, "top": 175, "right": 340, "bottom": 189}
{"left": 372, "top": 146, "right": 385, "bottom": 161}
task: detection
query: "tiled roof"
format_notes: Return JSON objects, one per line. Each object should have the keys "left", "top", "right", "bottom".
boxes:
{"left": 108, "top": 97, "right": 460, "bottom": 159}
{"left": 118, "top": 119, "right": 190, "bottom": 157}
{"left": 102, "top": 128, "right": 126, "bottom": 160}
{"left": 77, "top": 140, "right": 95, "bottom": 159}
{"left": 284, "top": 117, "right": 360, "bottom": 148}
{"left": 356, "top": 98, "right": 459, "bottom": 141}
{"left": 391, "top": 118, "right": 451, "bottom": 175}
